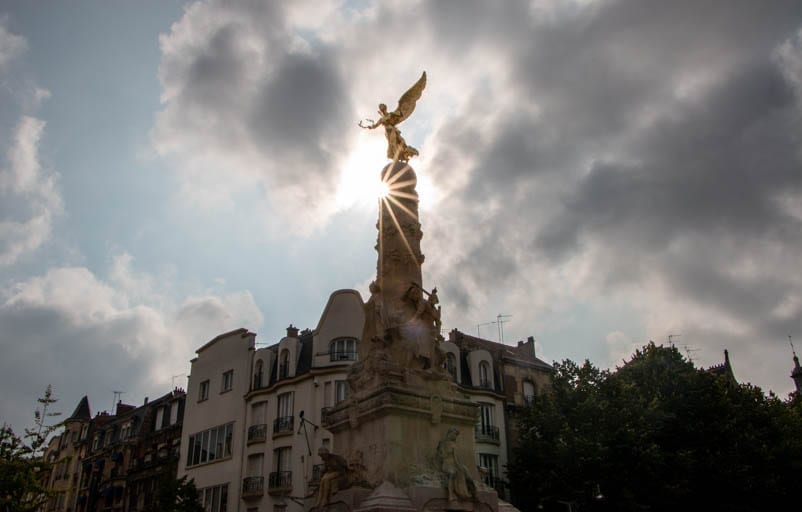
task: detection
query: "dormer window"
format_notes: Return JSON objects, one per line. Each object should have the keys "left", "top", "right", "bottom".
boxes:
{"left": 330, "top": 338, "right": 357, "bottom": 362}
{"left": 279, "top": 349, "right": 291, "bottom": 379}
{"left": 446, "top": 353, "right": 458, "bottom": 381}
{"left": 254, "top": 359, "right": 264, "bottom": 389}
{"left": 479, "top": 361, "right": 492, "bottom": 389}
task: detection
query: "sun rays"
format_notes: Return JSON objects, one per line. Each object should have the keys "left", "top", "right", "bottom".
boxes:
{"left": 378, "top": 161, "right": 420, "bottom": 267}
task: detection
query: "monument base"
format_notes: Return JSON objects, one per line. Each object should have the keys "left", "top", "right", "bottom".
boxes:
{"left": 315, "top": 482, "right": 501, "bottom": 512}
{"left": 324, "top": 385, "right": 478, "bottom": 488}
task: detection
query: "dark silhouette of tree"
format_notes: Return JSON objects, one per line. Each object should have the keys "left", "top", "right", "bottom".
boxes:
{"left": 143, "top": 475, "right": 203, "bottom": 512}
{"left": 508, "top": 343, "right": 802, "bottom": 511}
{"left": 1, "top": 385, "right": 62, "bottom": 512}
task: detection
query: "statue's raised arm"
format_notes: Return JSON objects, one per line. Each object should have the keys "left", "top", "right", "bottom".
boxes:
{"left": 359, "top": 71, "right": 427, "bottom": 161}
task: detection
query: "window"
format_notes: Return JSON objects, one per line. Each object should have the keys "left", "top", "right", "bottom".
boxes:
{"left": 478, "top": 361, "right": 492, "bottom": 389}
{"left": 170, "top": 401, "right": 179, "bottom": 425}
{"left": 120, "top": 423, "right": 131, "bottom": 440}
{"left": 446, "top": 353, "right": 458, "bottom": 380}
{"left": 476, "top": 403, "right": 499, "bottom": 442}
{"left": 479, "top": 453, "right": 499, "bottom": 487}
{"left": 253, "top": 360, "right": 264, "bottom": 389}
{"left": 199, "top": 483, "right": 228, "bottom": 512}
{"left": 279, "top": 350, "right": 290, "bottom": 379}
{"left": 247, "top": 454, "right": 264, "bottom": 477}
{"left": 221, "top": 370, "right": 234, "bottom": 393}
{"left": 187, "top": 423, "right": 233, "bottom": 467}
{"left": 274, "top": 393, "right": 294, "bottom": 434}
{"left": 523, "top": 381, "right": 536, "bottom": 405}
{"left": 270, "top": 447, "right": 292, "bottom": 489}
{"left": 335, "top": 381, "right": 349, "bottom": 404}
{"left": 329, "top": 338, "right": 357, "bottom": 361}
{"left": 479, "top": 403, "right": 494, "bottom": 429}
{"left": 155, "top": 407, "right": 165, "bottom": 431}
{"left": 199, "top": 380, "right": 210, "bottom": 402}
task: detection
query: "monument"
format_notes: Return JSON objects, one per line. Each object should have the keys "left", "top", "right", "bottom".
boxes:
{"left": 317, "top": 73, "right": 502, "bottom": 511}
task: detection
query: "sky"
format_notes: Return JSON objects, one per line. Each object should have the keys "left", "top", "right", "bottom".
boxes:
{"left": 1, "top": 0, "right": 802, "bottom": 433}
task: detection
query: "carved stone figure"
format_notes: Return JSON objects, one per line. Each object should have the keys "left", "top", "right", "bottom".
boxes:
{"left": 363, "top": 280, "right": 385, "bottom": 342}
{"left": 360, "top": 72, "right": 427, "bottom": 161}
{"left": 435, "top": 428, "right": 477, "bottom": 502}
{"left": 315, "top": 447, "right": 350, "bottom": 508}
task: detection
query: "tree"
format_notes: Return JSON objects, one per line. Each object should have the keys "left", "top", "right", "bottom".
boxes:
{"left": 508, "top": 343, "right": 802, "bottom": 511}
{"left": 0, "top": 385, "right": 62, "bottom": 512}
{"left": 143, "top": 475, "right": 203, "bottom": 512}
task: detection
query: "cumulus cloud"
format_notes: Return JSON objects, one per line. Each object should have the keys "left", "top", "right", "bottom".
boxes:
{"left": 153, "top": 0, "right": 802, "bottom": 395}
{"left": 0, "top": 254, "right": 263, "bottom": 433}
{"left": 0, "top": 115, "right": 63, "bottom": 265}
{"left": 0, "top": 16, "right": 27, "bottom": 71}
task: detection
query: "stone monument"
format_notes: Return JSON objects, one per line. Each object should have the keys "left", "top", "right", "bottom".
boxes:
{"left": 318, "top": 73, "right": 501, "bottom": 512}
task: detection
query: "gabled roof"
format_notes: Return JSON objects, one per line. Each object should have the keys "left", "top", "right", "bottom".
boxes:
{"left": 68, "top": 396, "right": 91, "bottom": 421}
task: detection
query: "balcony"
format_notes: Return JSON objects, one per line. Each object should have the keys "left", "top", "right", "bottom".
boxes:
{"left": 247, "top": 424, "right": 267, "bottom": 444}
{"left": 242, "top": 476, "right": 264, "bottom": 498}
{"left": 268, "top": 471, "right": 292, "bottom": 494}
{"left": 309, "top": 464, "right": 324, "bottom": 486}
{"left": 320, "top": 407, "right": 332, "bottom": 424}
{"left": 329, "top": 350, "right": 357, "bottom": 362}
{"left": 475, "top": 424, "right": 500, "bottom": 444}
{"left": 273, "top": 416, "right": 294, "bottom": 436}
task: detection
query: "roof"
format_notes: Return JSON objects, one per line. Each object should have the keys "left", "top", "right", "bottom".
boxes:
{"left": 195, "top": 328, "right": 252, "bottom": 354}
{"left": 448, "top": 329, "right": 554, "bottom": 371}
{"left": 705, "top": 349, "right": 737, "bottom": 384}
{"left": 68, "top": 396, "right": 91, "bottom": 421}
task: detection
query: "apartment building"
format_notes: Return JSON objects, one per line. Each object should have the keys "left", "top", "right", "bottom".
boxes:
{"left": 179, "top": 288, "right": 553, "bottom": 511}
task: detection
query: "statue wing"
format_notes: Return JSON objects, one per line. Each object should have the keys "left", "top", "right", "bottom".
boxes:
{"left": 392, "top": 71, "right": 427, "bottom": 125}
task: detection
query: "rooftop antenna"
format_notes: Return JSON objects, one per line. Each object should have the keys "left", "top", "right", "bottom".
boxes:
{"left": 171, "top": 374, "right": 186, "bottom": 388}
{"left": 497, "top": 314, "right": 512, "bottom": 343}
{"left": 682, "top": 344, "right": 699, "bottom": 363}
{"left": 112, "top": 390, "right": 125, "bottom": 411}
{"left": 477, "top": 321, "right": 496, "bottom": 337}
{"left": 668, "top": 334, "right": 681, "bottom": 347}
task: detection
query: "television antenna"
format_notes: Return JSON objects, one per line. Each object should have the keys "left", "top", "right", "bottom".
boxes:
{"left": 668, "top": 334, "right": 681, "bottom": 347}
{"left": 497, "top": 314, "right": 512, "bottom": 343}
{"left": 112, "top": 390, "right": 125, "bottom": 411}
{"left": 682, "top": 344, "right": 699, "bottom": 363}
{"left": 477, "top": 321, "right": 496, "bottom": 337}
{"left": 171, "top": 374, "right": 186, "bottom": 388}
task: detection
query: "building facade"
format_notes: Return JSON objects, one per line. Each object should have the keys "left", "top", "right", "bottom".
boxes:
{"left": 40, "top": 389, "right": 186, "bottom": 512}
{"left": 179, "top": 289, "right": 553, "bottom": 511}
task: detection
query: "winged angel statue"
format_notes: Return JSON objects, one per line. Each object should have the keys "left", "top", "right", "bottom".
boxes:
{"left": 359, "top": 71, "right": 427, "bottom": 161}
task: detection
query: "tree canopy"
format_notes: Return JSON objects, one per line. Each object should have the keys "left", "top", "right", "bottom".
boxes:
{"left": 508, "top": 343, "right": 802, "bottom": 511}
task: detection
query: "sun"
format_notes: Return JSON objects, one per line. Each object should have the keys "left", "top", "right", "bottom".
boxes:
{"left": 336, "top": 136, "right": 391, "bottom": 208}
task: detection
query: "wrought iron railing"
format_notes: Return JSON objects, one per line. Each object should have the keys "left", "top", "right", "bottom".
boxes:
{"left": 329, "top": 350, "right": 357, "bottom": 362}
{"left": 247, "top": 424, "right": 267, "bottom": 443}
{"left": 242, "top": 476, "right": 264, "bottom": 497}
{"left": 268, "top": 471, "right": 292, "bottom": 491}
{"left": 273, "top": 416, "right": 294, "bottom": 435}
{"left": 475, "top": 424, "right": 500, "bottom": 443}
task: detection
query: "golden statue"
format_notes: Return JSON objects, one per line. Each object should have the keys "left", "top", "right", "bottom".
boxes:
{"left": 359, "top": 71, "right": 427, "bottom": 161}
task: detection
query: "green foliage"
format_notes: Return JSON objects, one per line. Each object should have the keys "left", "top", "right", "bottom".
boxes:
{"left": 508, "top": 343, "right": 802, "bottom": 511}
{"left": 143, "top": 475, "right": 203, "bottom": 512}
{"left": 1, "top": 385, "right": 62, "bottom": 512}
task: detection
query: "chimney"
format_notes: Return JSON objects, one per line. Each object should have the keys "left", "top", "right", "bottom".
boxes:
{"left": 527, "top": 336, "right": 536, "bottom": 357}
{"left": 143, "top": 396, "right": 148, "bottom": 405}
{"left": 287, "top": 324, "right": 299, "bottom": 338}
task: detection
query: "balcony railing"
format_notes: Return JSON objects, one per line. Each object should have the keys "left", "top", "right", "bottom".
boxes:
{"left": 268, "top": 471, "right": 292, "bottom": 494}
{"left": 247, "top": 424, "right": 267, "bottom": 444}
{"left": 475, "top": 424, "right": 500, "bottom": 444}
{"left": 242, "top": 476, "right": 264, "bottom": 498}
{"left": 273, "top": 416, "right": 294, "bottom": 435}
{"left": 320, "top": 407, "right": 332, "bottom": 424}
{"left": 309, "top": 464, "right": 324, "bottom": 486}
{"left": 329, "top": 350, "right": 357, "bottom": 362}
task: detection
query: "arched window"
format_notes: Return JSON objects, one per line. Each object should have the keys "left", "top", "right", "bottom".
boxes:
{"left": 446, "top": 353, "right": 458, "bottom": 381}
{"left": 253, "top": 359, "right": 264, "bottom": 389}
{"left": 330, "top": 338, "right": 358, "bottom": 361}
{"left": 279, "top": 349, "right": 290, "bottom": 379}
{"left": 478, "top": 361, "right": 492, "bottom": 389}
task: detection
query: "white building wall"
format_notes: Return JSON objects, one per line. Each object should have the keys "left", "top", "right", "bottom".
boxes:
{"left": 179, "top": 328, "right": 255, "bottom": 510}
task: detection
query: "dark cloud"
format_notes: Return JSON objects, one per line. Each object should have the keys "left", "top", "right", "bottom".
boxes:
{"left": 417, "top": 0, "right": 802, "bottom": 387}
